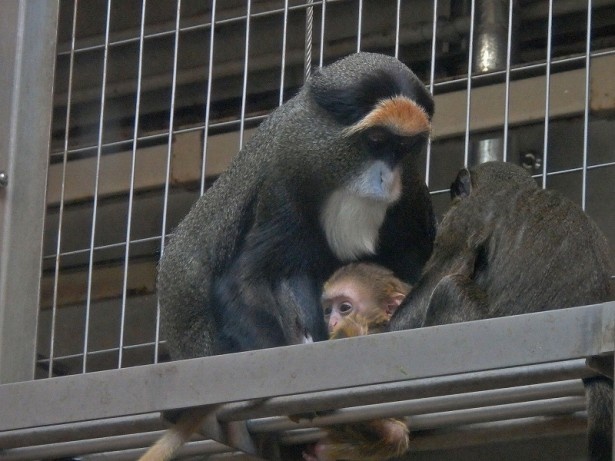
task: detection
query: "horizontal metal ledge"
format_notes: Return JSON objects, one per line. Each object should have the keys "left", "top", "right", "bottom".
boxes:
{"left": 0, "top": 302, "right": 613, "bottom": 432}
{"left": 0, "top": 362, "right": 592, "bottom": 452}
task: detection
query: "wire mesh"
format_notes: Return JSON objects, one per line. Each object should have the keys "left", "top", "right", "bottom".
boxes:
{"left": 36, "top": 0, "right": 615, "bottom": 380}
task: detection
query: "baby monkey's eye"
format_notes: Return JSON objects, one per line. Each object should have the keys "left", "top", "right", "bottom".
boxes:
{"left": 323, "top": 306, "right": 332, "bottom": 317}
{"left": 339, "top": 302, "right": 354, "bottom": 315}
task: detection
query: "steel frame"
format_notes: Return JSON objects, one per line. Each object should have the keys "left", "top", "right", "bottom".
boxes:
{"left": 1, "top": 302, "right": 613, "bottom": 459}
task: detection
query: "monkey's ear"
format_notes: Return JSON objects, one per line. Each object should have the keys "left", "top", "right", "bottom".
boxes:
{"left": 385, "top": 293, "right": 406, "bottom": 317}
{"left": 450, "top": 168, "right": 472, "bottom": 200}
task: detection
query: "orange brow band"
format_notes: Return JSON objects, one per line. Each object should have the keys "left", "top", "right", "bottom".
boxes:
{"left": 344, "top": 96, "right": 431, "bottom": 137}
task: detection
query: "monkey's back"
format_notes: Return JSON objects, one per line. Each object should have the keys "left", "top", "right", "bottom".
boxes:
{"left": 473, "top": 184, "right": 612, "bottom": 316}
{"left": 157, "top": 97, "right": 303, "bottom": 359}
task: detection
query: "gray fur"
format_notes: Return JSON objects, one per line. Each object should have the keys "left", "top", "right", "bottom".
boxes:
{"left": 389, "top": 161, "right": 613, "bottom": 460}
{"left": 158, "top": 52, "right": 435, "bottom": 360}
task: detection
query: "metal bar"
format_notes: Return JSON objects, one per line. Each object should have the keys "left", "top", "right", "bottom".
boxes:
{"left": 356, "top": 0, "right": 362, "bottom": 52}
{"left": 0, "top": 432, "right": 230, "bottom": 461}
{"left": 0, "top": 0, "right": 60, "bottom": 383}
{"left": 280, "top": 413, "right": 587, "bottom": 448}
{"left": 0, "top": 414, "right": 162, "bottom": 449}
{"left": 425, "top": 0, "right": 438, "bottom": 187}
{"left": 404, "top": 413, "right": 587, "bottom": 451}
{"left": 318, "top": 0, "right": 326, "bottom": 67}
{"left": 502, "top": 0, "right": 514, "bottom": 161}
{"left": 246, "top": 380, "right": 584, "bottom": 432}
{"left": 394, "top": 0, "right": 401, "bottom": 59}
{"left": 49, "top": 0, "right": 78, "bottom": 378}
{"left": 83, "top": 0, "right": 113, "bottom": 373}
{"left": 1, "top": 303, "right": 613, "bottom": 432}
{"left": 541, "top": 0, "right": 554, "bottom": 189}
{"left": 156, "top": 0, "right": 182, "bottom": 365}
{"left": 118, "top": 0, "right": 147, "bottom": 369}
{"left": 200, "top": 1, "right": 217, "bottom": 196}
{"left": 581, "top": 0, "right": 592, "bottom": 211}
{"left": 407, "top": 396, "right": 586, "bottom": 431}
{"left": 463, "top": 0, "right": 476, "bottom": 167}
{"left": 80, "top": 440, "right": 232, "bottom": 461}
{"left": 238, "top": 1, "right": 252, "bottom": 150}
{"left": 279, "top": 0, "right": 289, "bottom": 105}
{"left": 217, "top": 359, "right": 592, "bottom": 422}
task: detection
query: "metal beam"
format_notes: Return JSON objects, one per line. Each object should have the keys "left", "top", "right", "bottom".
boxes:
{"left": 0, "top": 1, "right": 59, "bottom": 383}
{"left": 0, "top": 302, "right": 613, "bottom": 432}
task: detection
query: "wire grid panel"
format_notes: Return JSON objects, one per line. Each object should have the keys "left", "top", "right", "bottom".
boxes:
{"left": 38, "top": 0, "right": 615, "bottom": 378}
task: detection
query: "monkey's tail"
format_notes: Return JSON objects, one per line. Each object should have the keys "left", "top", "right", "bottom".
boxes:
{"left": 584, "top": 376, "right": 613, "bottom": 461}
{"left": 139, "top": 410, "right": 204, "bottom": 461}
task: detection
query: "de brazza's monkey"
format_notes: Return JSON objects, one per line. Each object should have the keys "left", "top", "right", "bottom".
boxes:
{"left": 143, "top": 53, "right": 436, "bottom": 461}
{"left": 159, "top": 52, "right": 435, "bottom": 359}
{"left": 389, "top": 161, "right": 613, "bottom": 461}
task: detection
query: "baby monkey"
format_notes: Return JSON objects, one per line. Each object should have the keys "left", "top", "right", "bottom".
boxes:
{"left": 303, "top": 262, "right": 412, "bottom": 461}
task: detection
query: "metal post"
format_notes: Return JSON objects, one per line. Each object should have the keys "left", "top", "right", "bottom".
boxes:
{"left": 0, "top": 0, "right": 59, "bottom": 383}
{"left": 470, "top": 0, "right": 515, "bottom": 166}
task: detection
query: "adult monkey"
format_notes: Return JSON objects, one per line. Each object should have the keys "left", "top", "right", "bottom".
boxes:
{"left": 389, "top": 161, "right": 613, "bottom": 461}
{"left": 143, "top": 53, "right": 436, "bottom": 461}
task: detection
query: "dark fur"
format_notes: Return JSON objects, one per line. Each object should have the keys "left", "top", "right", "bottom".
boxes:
{"left": 389, "top": 161, "right": 613, "bottom": 460}
{"left": 158, "top": 52, "right": 435, "bottom": 360}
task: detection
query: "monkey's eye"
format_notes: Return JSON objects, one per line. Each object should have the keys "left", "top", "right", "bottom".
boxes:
{"left": 323, "top": 306, "right": 332, "bottom": 318}
{"left": 365, "top": 128, "right": 390, "bottom": 150}
{"left": 396, "top": 136, "right": 420, "bottom": 153}
{"left": 339, "top": 302, "right": 354, "bottom": 315}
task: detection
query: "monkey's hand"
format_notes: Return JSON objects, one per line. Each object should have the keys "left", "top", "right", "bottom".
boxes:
{"left": 330, "top": 311, "right": 389, "bottom": 340}
{"left": 316, "top": 418, "right": 410, "bottom": 461}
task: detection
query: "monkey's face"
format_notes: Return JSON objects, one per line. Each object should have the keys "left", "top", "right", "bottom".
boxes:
{"left": 347, "top": 126, "right": 429, "bottom": 203}
{"left": 342, "top": 93, "right": 431, "bottom": 200}
{"left": 322, "top": 278, "right": 379, "bottom": 333}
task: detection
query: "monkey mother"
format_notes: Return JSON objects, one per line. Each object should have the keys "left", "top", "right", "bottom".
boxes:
{"left": 158, "top": 52, "right": 436, "bottom": 360}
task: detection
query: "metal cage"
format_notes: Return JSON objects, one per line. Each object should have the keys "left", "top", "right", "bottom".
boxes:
{"left": 1, "top": 0, "right": 614, "bottom": 459}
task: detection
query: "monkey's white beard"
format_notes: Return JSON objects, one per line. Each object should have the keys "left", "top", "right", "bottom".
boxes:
{"left": 320, "top": 189, "right": 391, "bottom": 262}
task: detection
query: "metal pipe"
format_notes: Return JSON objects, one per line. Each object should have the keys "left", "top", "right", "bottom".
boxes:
{"left": 0, "top": 435, "right": 230, "bottom": 461}
{"left": 279, "top": 413, "right": 587, "bottom": 448}
{"left": 246, "top": 380, "right": 584, "bottom": 433}
{"left": 408, "top": 396, "right": 586, "bottom": 431}
{"left": 474, "top": 0, "right": 510, "bottom": 73}
{"left": 0, "top": 414, "right": 162, "bottom": 449}
{"left": 218, "top": 359, "right": 592, "bottom": 422}
{"left": 470, "top": 0, "right": 516, "bottom": 165}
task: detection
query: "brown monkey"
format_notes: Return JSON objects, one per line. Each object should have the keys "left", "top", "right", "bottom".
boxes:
{"left": 389, "top": 161, "right": 614, "bottom": 461}
{"left": 302, "top": 263, "right": 412, "bottom": 461}
{"left": 323, "top": 262, "right": 410, "bottom": 335}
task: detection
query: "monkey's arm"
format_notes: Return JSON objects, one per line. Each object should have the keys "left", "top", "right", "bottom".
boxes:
{"left": 373, "top": 167, "right": 436, "bottom": 284}
{"left": 214, "top": 270, "right": 326, "bottom": 352}
{"left": 423, "top": 273, "right": 489, "bottom": 327}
